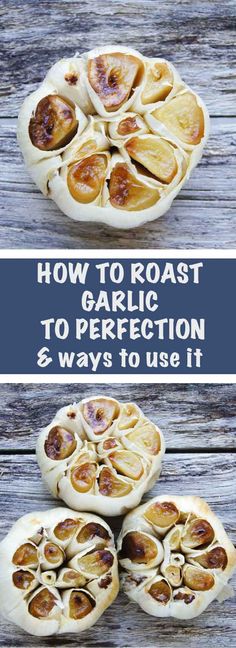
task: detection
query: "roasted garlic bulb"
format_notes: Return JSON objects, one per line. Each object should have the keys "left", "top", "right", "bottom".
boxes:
{"left": 18, "top": 46, "right": 209, "bottom": 228}
{"left": 0, "top": 508, "right": 118, "bottom": 636}
{"left": 118, "top": 496, "right": 236, "bottom": 619}
{"left": 36, "top": 396, "right": 165, "bottom": 516}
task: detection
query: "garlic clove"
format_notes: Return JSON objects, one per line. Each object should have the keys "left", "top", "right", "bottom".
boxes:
{"left": 183, "top": 565, "right": 215, "bottom": 591}
{"left": 117, "top": 403, "right": 140, "bottom": 430}
{"left": 44, "top": 426, "right": 77, "bottom": 461}
{"left": 181, "top": 518, "right": 214, "bottom": 550}
{"left": 109, "top": 162, "right": 160, "bottom": 211}
{"left": 70, "top": 462, "right": 97, "bottom": 493}
{"left": 119, "top": 531, "right": 161, "bottom": 567}
{"left": 153, "top": 91, "right": 204, "bottom": 146}
{"left": 98, "top": 467, "right": 132, "bottom": 497}
{"left": 73, "top": 549, "right": 114, "bottom": 577}
{"left": 67, "top": 154, "right": 108, "bottom": 203}
{"left": 39, "top": 540, "right": 65, "bottom": 571}
{"left": 66, "top": 589, "right": 95, "bottom": 619}
{"left": 126, "top": 421, "right": 161, "bottom": 455}
{"left": 125, "top": 135, "right": 178, "bottom": 184}
{"left": 191, "top": 546, "right": 228, "bottom": 570}
{"left": 12, "top": 543, "right": 38, "bottom": 569}
{"left": 76, "top": 522, "right": 110, "bottom": 545}
{"left": 12, "top": 569, "right": 37, "bottom": 593}
{"left": 29, "top": 95, "right": 78, "bottom": 151}
{"left": 109, "top": 450, "right": 144, "bottom": 480}
{"left": 144, "top": 501, "right": 180, "bottom": 531}
{"left": 87, "top": 52, "right": 142, "bottom": 112}
{"left": 56, "top": 568, "right": 87, "bottom": 589}
{"left": 81, "top": 397, "right": 120, "bottom": 435}
{"left": 148, "top": 578, "right": 172, "bottom": 605}
{"left": 53, "top": 518, "right": 81, "bottom": 544}
{"left": 141, "top": 61, "right": 173, "bottom": 105}
{"left": 28, "top": 586, "right": 60, "bottom": 619}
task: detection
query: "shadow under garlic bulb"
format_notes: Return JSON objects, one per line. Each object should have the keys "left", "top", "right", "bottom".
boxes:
{"left": 36, "top": 396, "right": 165, "bottom": 516}
{"left": 17, "top": 45, "right": 209, "bottom": 229}
{"left": 118, "top": 495, "right": 236, "bottom": 620}
{"left": 0, "top": 508, "right": 118, "bottom": 636}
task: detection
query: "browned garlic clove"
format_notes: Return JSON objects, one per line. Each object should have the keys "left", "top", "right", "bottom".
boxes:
{"left": 53, "top": 518, "right": 80, "bottom": 543}
{"left": 70, "top": 462, "right": 97, "bottom": 493}
{"left": 192, "top": 546, "right": 228, "bottom": 570}
{"left": 68, "top": 589, "right": 95, "bottom": 619}
{"left": 28, "top": 587, "right": 59, "bottom": 619}
{"left": 45, "top": 426, "right": 77, "bottom": 461}
{"left": 87, "top": 53, "right": 142, "bottom": 112}
{"left": 67, "top": 154, "right": 107, "bottom": 203}
{"left": 148, "top": 579, "right": 171, "bottom": 604}
{"left": 29, "top": 95, "right": 78, "bottom": 150}
{"left": 183, "top": 565, "right": 215, "bottom": 591}
{"left": 182, "top": 518, "right": 214, "bottom": 549}
{"left": 109, "top": 163, "right": 160, "bottom": 211}
{"left": 120, "top": 532, "right": 158, "bottom": 564}
{"left": 144, "top": 501, "right": 179, "bottom": 530}
{"left": 77, "top": 522, "right": 110, "bottom": 545}
{"left": 118, "top": 116, "right": 141, "bottom": 136}
{"left": 75, "top": 549, "right": 114, "bottom": 577}
{"left": 12, "top": 543, "right": 38, "bottom": 569}
{"left": 81, "top": 398, "right": 119, "bottom": 434}
{"left": 12, "top": 569, "right": 36, "bottom": 591}
{"left": 98, "top": 467, "right": 132, "bottom": 497}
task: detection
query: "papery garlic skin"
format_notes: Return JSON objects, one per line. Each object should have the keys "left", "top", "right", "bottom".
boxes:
{"left": 0, "top": 508, "right": 118, "bottom": 636}
{"left": 118, "top": 496, "right": 236, "bottom": 619}
{"left": 17, "top": 47, "right": 209, "bottom": 229}
{"left": 36, "top": 397, "right": 165, "bottom": 516}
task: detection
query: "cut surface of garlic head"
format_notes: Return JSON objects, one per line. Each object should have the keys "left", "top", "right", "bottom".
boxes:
{"left": 118, "top": 495, "right": 236, "bottom": 620}
{"left": 0, "top": 508, "right": 118, "bottom": 636}
{"left": 17, "top": 47, "right": 209, "bottom": 229}
{"left": 36, "top": 396, "right": 165, "bottom": 516}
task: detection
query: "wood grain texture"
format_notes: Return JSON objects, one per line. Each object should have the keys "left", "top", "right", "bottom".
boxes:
{"left": 0, "top": 452, "right": 235, "bottom": 648}
{"left": 1, "top": 0, "right": 236, "bottom": 248}
{"left": 0, "top": 383, "right": 236, "bottom": 450}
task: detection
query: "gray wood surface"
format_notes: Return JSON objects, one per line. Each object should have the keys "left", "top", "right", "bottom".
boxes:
{"left": 0, "top": 383, "right": 235, "bottom": 647}
{"left": 1, "top": 0, "right": 236, "bottom": 248}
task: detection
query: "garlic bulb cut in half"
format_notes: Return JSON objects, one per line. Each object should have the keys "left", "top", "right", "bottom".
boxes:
{"left": 36, "top": 396, "right": 165, "bottom": 516}
{"left": 0, "top": 508, "right": 118, "bottom": 636}
{"left": 18, "top": 47, "right": 209, "bottom": 228}
{"left": 118, "top": 496, "right": 236, "bottom": 619}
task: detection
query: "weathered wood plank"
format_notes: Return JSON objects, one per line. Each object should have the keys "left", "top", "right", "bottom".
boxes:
{"left": 0, "top": 384, "right": 235, "bottom": 450}
{"left": 0, "top": 452, "right": 235, "bottom": 647}
{"left": 1, "top": 1, "right": 236, "bottom": 117}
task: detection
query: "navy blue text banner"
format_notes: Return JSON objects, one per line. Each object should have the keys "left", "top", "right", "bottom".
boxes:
{"left": 0, "top": 258, "right": 235, "bottom": 374}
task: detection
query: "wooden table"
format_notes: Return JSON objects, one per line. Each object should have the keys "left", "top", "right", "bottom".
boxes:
{"left": 1, "top": 0, "right": 236, "bottom": 248}
{"left": 0, "top": 383, "right": 235, "bottom": 647}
